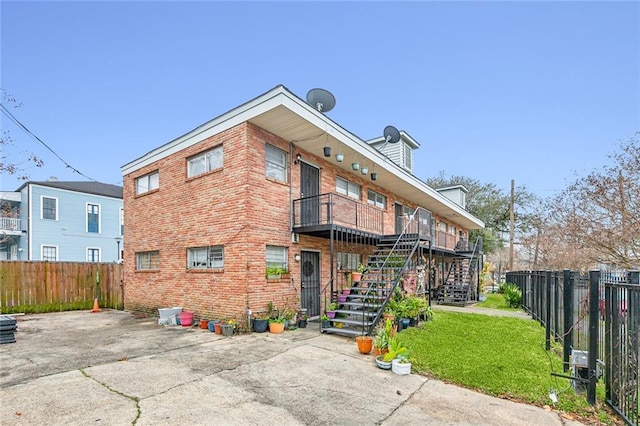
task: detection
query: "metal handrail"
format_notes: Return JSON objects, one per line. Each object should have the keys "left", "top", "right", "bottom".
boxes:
{"left": 361, "top": 207, "right": 422, "bottom": 334}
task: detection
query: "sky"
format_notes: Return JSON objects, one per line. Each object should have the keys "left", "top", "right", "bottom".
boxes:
{"left": 1, "top": 1, "right": 639, "bottom": 198}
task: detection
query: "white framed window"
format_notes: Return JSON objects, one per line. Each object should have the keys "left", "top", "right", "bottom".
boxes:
{"left": 449, "top": 225, "right": 456, "bottom": 235}
{"left": 188, "top": 146, "right": 223, "bottom": 178}
{"left": 438, "top": 222, "right": 447, "bottom": 232}
{"left": 367, "top": 190, "right": 386, "bottom": 209}
{"left": 336, "top": 177, "right": 361, "bottom": 200}
{"left": 265, "top": 144, "right": 287, "bottom": 182}
{"left": 187, "top": 246, "right": 224, "bottom": 269}
{"left": 87, "top": 248, "right": 101, "bottom": 262}
{"left": 266, "top": 245, "right": 288, "bottom": 271}
{"left": 337, "top": 252, "right": 360, "bottom": 271}
{"left": 135, "top": 171, "right": 159, "bottom": 195}
{"left": 41, "top": 196, "right": 58, "bottom": 220}
{"left": 136, "top": 250, "right": 159, "bottom": 270}
{"left": 87, "top": 203, "right": 100, "bottom": 233}
{"left": 42, "top": 245, "right": 58, "bottom": 261}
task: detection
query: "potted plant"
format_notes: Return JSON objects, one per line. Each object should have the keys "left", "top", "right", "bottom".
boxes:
{"left": 297, "top": 313, "right": 308, "bottom": 328}
{"left": 268, "top": 316, "right": 286, "bottom": 333}
{"left": 350, "top": 263, "right": 368, "bottom": 283}
{"left": 391, "top": 355, "right": 412, "bottom": 375}
{"left": 325, "top": 301, "right": 338, "bottom": 319}
{"left": 320, "top": 314, "right": 331, "bottom": 329}
{"left": 252, "top": 313, "right": 269, "bottom": 333}
{"left": 265, "top": 264, "right": 288, "bottom": 279}
{"left": 373, "top": 320, "right": 393, "bottom": 356}
{"left": 355, "top": 334, "right": 373, "bottom": 354}
{"left": 382, "top": 335, "right": 408, "bottom": 362}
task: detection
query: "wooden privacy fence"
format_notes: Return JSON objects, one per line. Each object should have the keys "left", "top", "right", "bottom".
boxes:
{"left": 0, "top": 261, "right": 124, "bottom": 314}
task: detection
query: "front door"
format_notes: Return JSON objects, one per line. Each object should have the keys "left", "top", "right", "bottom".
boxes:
{"left": 300, "top": 250, "right": 320, "bottom": 317}
{"left": 394, "top": 202, "right": 404, "bottom": 234}
{"left": 300, "top": 162, "right": 320, "bottom": 225}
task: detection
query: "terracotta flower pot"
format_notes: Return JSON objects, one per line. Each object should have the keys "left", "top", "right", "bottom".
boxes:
{"left": 200, "top": 319, "right": 209, "bottom": 329}
{"left": 269, "top": 321, "right": 285, "bottom": 334}
{"left": 373, "top": 347, "right": 389, "bottom": 357}
{"left": 356, "top": 335, "right": 373, "bottom": 354}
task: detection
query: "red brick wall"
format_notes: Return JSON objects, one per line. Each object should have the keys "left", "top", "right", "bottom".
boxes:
{"left": 123, "top": 120, "right": 469, "bottom": 325}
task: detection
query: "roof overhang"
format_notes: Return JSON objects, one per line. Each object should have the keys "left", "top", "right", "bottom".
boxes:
{"left": 122, "top": 85, "right": 484, "bottom": 230}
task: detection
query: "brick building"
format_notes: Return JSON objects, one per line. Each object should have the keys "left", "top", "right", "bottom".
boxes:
{"left": 121, "top": 85, "right": 484, "bottom": 332}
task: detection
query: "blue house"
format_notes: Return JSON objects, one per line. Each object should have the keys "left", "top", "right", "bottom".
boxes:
{"left": 0, "top": 179, "right": 123, "bottom": 262}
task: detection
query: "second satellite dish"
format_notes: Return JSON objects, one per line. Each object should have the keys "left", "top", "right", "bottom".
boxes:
{"left": 306, "top": 88, "right": 336, "bottom": 113}
{"left": 383, "top": 125, "right": 401, "bottom": 144}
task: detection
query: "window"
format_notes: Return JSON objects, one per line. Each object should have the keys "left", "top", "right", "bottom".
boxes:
{"left": 265, "top": 144, "right": 287, "bottom": 182}
{"left": 438, "top": 222, "right": 447, "bottom": 232}
{"left": 266, "top": 245, "right": 288, "bottom": 271}
{"left": 119, "top": 208, "right": 124, "bottom": 235}
{"left": 42, "top": 196, "right": 58, "bottom": 220}
{"left": 136, "top": 250, "right": 159, "bottom": 270}
{"left": 367, "top": 190, "right": 386, "bottom": 209}
{"left": 449, "top": 225, "right": 456, "bottom": 236}
{"left": 87, "top": 248, "right": 100, "bottom": 262}
{"left": 336, "top": 177, "right": 361, "bottom": 200}
{"left": 42, "top": 246, "right": 57, "bottom": 261}
{"left": 403, "top": 143, "right": 413, "bottom": 170}
{"left": 188, "top": 146, "right": 223, "bottom": 178}
{"left": 87, "top": 203, "right": 100, "bottom": 233}
{"left": 187, "top": 246, "right": 224, "bottom": 269}
{"left": 337, "top": 252, "right": 360, "bottom": 271}
{"left": 136, "top": 171, "right": 159, "bottom": 195}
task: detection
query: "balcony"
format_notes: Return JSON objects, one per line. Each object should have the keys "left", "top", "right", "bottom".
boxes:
{"left": 0, "top": 217, "right": 22, "bottom": 235}
{"left": 292, "top": 193, "right": 433, "bottom": 243}
{"left": 293, "top": 193, "right": 384, "bottom": 236}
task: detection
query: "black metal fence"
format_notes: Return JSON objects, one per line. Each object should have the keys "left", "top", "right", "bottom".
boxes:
{"left": 506, "top": 270, "right": 639, "bottom": 426}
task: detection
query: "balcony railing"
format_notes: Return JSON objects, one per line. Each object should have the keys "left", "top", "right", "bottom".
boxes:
{"left": 0, "top": 217, "right": 21, "bottom": 234}
{"left": 293, "top": 193, "right": 384, "bottom": 234}
{"left": 394, "top": 207, "right": 432, "bottom": 241}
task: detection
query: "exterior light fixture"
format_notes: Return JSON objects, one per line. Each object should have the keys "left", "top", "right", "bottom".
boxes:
{"left": 294, "top": 153, "right": 301, "bottom": 164}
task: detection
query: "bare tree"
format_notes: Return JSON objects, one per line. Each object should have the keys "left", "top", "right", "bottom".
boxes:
{"left": 544, "top": 133, "right": 640, "bottom": 269}
{"left": 0, "top": 89, "right": 44, "bottom": 181}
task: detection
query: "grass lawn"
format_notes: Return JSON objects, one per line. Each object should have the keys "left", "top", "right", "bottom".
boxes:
{"left": 399, "top": 311, "right": 616, "bottom": 424}
{"left": 475, "top": 293, "right": 524, "bottom": 311}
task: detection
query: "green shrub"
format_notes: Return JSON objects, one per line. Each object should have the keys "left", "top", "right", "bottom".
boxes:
{"left": 500, "top": 283, "right": 522, "bottom": 308}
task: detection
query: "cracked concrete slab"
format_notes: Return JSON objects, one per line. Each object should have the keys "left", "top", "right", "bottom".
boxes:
{"left": 0, "top": 310, "right": 586, "bottom": 425}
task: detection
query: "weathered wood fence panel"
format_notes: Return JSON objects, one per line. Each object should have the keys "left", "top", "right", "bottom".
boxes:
{"left": 0, "top": 261, "right": 123, "bottom": 313}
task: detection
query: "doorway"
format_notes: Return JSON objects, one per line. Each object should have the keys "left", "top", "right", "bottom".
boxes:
{"left": 300, "top": 162, "right": 320, "bottom": 225}
{"left": 300, "top": 250, "right": 320, "bottom": 317}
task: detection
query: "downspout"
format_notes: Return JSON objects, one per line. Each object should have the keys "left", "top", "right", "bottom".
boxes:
{"left": 289, "top": 142, "right": 294, "bottom": 233}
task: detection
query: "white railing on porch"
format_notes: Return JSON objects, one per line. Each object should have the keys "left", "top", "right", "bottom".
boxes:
{"left": 0, "top": 217, "right": 21, "bottom": 232}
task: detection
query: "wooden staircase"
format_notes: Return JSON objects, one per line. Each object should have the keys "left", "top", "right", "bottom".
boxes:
{"left": 323, "top": 233, "right": 420, "bottom": 337}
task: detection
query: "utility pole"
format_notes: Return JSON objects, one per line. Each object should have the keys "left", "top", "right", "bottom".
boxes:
{"left": 508, "top": 179, "right": 515, "bottom": 271}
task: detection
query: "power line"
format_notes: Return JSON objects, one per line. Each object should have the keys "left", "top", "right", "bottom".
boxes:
{"left": 0, "top": 103, "right": 97, "bottom": 182}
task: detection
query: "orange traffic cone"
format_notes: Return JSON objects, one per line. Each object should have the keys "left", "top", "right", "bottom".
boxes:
{"left": 90, "top": 298, "right": 100, "bottom": 313}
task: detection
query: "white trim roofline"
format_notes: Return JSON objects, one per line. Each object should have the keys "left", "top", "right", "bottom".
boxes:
{"left": 121, "top": 85, "right": 484, "bottom": 229}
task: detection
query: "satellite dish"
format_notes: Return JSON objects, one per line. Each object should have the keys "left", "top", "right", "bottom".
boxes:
{"left": 306, "top": 88, "right": 336, "bottom": 113}
{"left": 383, "top": 125, "right": 401, "bottom": 144}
